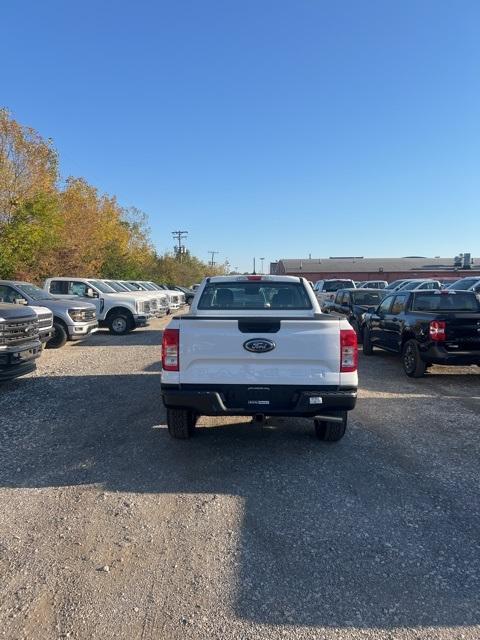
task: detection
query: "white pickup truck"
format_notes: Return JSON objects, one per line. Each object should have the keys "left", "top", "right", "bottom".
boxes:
{"left": 161, "top": 275, "right": 358, "bottom": 442}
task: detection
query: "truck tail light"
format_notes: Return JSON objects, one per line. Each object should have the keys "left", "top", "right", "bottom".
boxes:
{"left": 162, "top": 328, "right": 179, "bottom": 371}
{"left": 340, "top": 329, "right": 358, "bottom": 372}
{"left": 429, "top": 320, "right": 446, "bottom": 342}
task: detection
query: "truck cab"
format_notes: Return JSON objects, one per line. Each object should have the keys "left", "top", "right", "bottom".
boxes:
{"left": 313, "top": 279, "right": 356, "bottom": 308}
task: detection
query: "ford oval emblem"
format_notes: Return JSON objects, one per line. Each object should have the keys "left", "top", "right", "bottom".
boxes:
{"left": 243, "top": 338, "right": 276, "bottom": 353}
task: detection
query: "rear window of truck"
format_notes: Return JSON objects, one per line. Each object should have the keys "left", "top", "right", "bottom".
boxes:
{"left": 198, "top": 282, "right": 313, "bottom": 310}
{"left": 411, "top": 292, "right": 480, "bottom": 312}
{"left": 323, "top": 280, "right": 355, "bottom": 292}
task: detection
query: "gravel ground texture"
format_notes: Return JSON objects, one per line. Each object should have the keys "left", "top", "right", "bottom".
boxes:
{"left": 0, "top": 314, "right": 479, "bottom": 640}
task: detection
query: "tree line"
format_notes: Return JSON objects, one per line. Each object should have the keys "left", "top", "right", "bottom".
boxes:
{"left": 0, "top": 108, "right": 225, "bottom": 286}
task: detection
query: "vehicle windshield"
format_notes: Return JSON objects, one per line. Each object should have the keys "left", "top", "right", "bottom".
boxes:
{"left": 119, "top": 282, "right": 137, "bottom": 291}
{"left": 87, "top": 280, "right": 116, "bottom": 293}
{"left": 324, "top": 280, "right": 355, "bottom": 292}
{"left": 385, "top": 280, "right": 405, "bottom": 289}
{"left": 198, "top": 282, "right": 313, "bottom": 310}
{"left": 16, "top": 283, "right": 56, "bottom": 301}
{"left": 104, "top": 281, "right": 127, "bottom": 292}
{"left": 412, "top": 292, "right": 480, "bottom": 312}
{"left": 352, "top": 291, "right": 384, "bottom": 306}
{"left": 147, "top": 282, "right": 161, "bottom": 290}
{"left": 400, "top": 281, "right": 435, "bottom": 291}
{"left": 127, "top": 282, "right": 144, "bottom": 290}
{"left": 140, "top": 282, "right": 155, "bottom": 290}
{"left": 450, "top": 278, "right": 480, "bottom": 290}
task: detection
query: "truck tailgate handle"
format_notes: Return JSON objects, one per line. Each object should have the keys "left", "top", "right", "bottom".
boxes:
{"left": 238, "top": 320, "right": 281, "bottom": 333}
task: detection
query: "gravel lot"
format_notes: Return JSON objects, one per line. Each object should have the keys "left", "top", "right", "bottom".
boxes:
{"left": 0, "top": 315, "right": 479, "bottom": 640}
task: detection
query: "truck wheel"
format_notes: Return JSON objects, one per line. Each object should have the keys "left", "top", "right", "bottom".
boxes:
{"left": 46, "top": 321, "right": 68, "bottom": 349}
{"left": 363, "top": 327, "right": 374, "bottom": 355}
{"left": 108, "top": 313, "right": 132, "bottom": 335}
{"left": 167, "top": 408, "right": 192, "bottom": 439}
{"left": 402, "top": 339, "right": 427, "bottom": 378}
{"left": 314, "top": 412, "right": 347, "bottom": 442}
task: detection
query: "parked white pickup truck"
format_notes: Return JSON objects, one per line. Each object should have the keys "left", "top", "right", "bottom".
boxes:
{"left": 44, "top": 277, "right": 151, "bottom": 335}
{"left": 161, "top": 275, "right": 358, "bottom": 442}
{"left": 313, "top": 279, "right": 356, "bottom": 309}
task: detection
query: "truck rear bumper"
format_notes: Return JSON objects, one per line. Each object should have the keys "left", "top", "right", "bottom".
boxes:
{"left": 421, "top": 345, "right": 480, "bottom": 366}
{"left": 161, "top": 384, "right": 357, "bottom": 417}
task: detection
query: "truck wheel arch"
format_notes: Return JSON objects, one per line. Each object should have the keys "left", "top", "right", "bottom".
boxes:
{"left": 105, "top": 306, "right": 134, "bottom": 334}
{"left": 46, "top": 317, "right": 69, "bottom": 349}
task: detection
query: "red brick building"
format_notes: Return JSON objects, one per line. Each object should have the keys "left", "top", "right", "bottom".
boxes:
{"left": 270, "top": 256, "right": 480, "bottom": 283}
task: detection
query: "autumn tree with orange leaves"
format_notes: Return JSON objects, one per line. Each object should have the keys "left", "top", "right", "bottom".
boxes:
{"left": 0, "top": 109, "right": 224, "bottom": 285}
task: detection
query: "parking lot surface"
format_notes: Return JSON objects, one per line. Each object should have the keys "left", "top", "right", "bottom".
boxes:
{"left": 0, "top": 316, "right": 479, "bottom": 640}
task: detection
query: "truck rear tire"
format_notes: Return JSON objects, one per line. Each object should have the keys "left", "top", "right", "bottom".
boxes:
{"left": 402, "top": 339, "right": 427, "bottom": 378}
{"left": 314, "top": 412, "right": 347, "bottom": 442}
{"left": 167, "top": 408, "right": 193, "bottom": 439}
{"left": 46, "top": 321, "right": 68, "bottom": 349}
{"left": 108, "top": 313, "right": 132, "bottom": 335}
{"left": 362, "top": 327, "right": 373, "bottom": 355}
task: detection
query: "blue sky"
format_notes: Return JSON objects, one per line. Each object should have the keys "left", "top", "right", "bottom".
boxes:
{"left": 2, "top": 1, "right": 479, "bottom": 271}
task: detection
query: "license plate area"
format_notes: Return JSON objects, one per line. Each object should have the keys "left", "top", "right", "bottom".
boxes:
{"left": 223, "top": 386, "right": 297, "bottom": 410}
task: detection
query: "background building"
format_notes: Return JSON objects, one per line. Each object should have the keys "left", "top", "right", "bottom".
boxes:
{"left": 270, "top": 254, "right": 480, "bottom": 282}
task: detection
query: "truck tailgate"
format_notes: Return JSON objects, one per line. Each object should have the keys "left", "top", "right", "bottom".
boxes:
{"left": 178, "top": 317, "right": 342, "bottom": 386}
{"left": 444, "top": 314, "right": 480, "bottom": 350}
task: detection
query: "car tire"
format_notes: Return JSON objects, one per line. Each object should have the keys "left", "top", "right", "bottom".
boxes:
{"left": 314, "top": 412, "right": 347, "bottom": 442}
{"left": 46, "top": 321, "right": 68, "bottom": 349}
{"left": 402, "top": 339, "right": 427, "bottom": 378}
{"left": 363, "top": 327, "right": 374, "bottom": 355}
{"left": 108, "top": 313, "right": 132, "bottom": 335}
{"left": 167, "top": 408, "right": 192, "bottom": 439}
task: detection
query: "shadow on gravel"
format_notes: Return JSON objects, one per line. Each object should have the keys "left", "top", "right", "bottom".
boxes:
{"left": 358, "top": 352, "right": 480, "bottom": 397}
{"left": 0, "top": 372, "right": 479, "bottom": 629}
{"left": 70, "top": 329, "right": 165, "bottom": 347}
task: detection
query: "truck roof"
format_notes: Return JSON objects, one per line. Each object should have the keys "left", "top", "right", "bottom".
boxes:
{"left": 206, "top": 275, "right": 302, "bottom": 283}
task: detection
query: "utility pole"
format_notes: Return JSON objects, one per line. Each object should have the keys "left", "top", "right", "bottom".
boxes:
{"left": 253, "top": 257, "right": 256, "bottom": 274}
{"left": 208, "top": 250, "right": 219, "bottom": 267}
{"left": 172, "top": 230, "right": 188, "bottom": 259}
{"left": 260, "top": 257, "right": 265, "bottom": 274}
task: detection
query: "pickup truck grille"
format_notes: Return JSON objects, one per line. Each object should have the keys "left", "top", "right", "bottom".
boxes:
{"left": 82, "top": 309, "right": 96, "bottom": 321}
{"left": 171, "top": 295, "right": 179, "bottom": 304}
{"left": 37, "top": 315, "right": 53, "bottom": 330}
{"left": 143, "top": 301, "right": 151, "bottom": 314}
{"left": 1, "top": 318, "right": 39, "bottom": 346}
{"left": 149, "top": 299, "right": 158, "bottom": 311}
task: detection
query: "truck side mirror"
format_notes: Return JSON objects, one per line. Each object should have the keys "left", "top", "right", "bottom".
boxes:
{"left": 86, "top": 287, "right": 98, "bottom": 299}
{"left": 14, "top": 298, "right": 28, "bottom": 305}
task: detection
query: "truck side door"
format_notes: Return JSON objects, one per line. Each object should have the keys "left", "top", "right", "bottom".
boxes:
{"left": 331, "top": 290, "right": 344, "bottom": 314}
{"left": 369, "top": 295, "right": 394, "bottom": 347}
{"left": 384, "top": 293, "right": 408, "bottom": 352}
{"left": 49, "top": 279, "right": 102, "bottom": 315}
